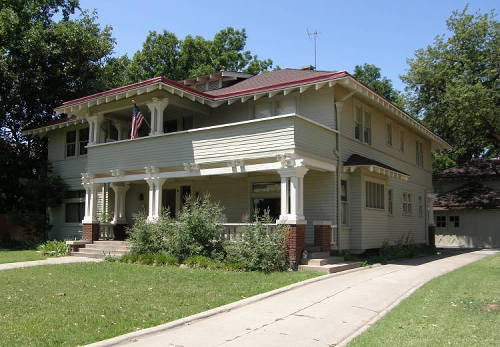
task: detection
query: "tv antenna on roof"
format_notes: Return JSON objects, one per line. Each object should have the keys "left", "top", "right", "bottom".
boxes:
{"left": 307, "top": 29, "right": 320, "bottom": 69}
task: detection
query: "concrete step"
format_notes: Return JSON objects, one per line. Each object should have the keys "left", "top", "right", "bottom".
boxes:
{"left": 308, "top": 251, "right": 330, "bottom": 259}
{"left": 307, "top": 256, "right": 344, "bottom": 266}
{"left": 93, "top": 241, "right": 129, "bottom": 246}
{"left": 71, "top": 249, "right": 128, "bottom": 259}
{"left": 85, "top": 244, "right": 130, "bottom": 251}
{"left": 298, "top": 262, "right": 363, "bottom": 274}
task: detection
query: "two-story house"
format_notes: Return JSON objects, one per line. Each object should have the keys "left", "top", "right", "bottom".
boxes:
{"left": 23, "top": 68, "right": 450, "bottom": 257}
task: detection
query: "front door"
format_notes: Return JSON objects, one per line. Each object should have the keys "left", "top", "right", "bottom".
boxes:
{"left": 163, "top": 189, "right": 176, "bottom": 218}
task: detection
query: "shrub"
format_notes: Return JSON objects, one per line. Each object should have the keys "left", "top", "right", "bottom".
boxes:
{"left": 126, "top": 194, "right": 225, "bottom": 261}
{"left": 117, "top": 253, "right": 178, "bottom": 266}
{"left": 225, "top": 213, "right": 290, "bottom": 272}
{"left": 38, "top": 240, "right": 68, "bottom": 257}
{"left": 379, "top": 234, "right": 416, "bottom": 260}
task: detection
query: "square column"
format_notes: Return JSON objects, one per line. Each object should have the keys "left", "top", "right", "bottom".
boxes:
{"left": 81, "top": 174, "right": 100, "bottom": 241}
{"left": 145, "top": 175, "right": 166, "bottom": 222}
{"left": 87, "top": 114, "right": 104, "bottom": 145}
{"left": 146, "top": 98, "right": 169, "bottom": 136}
{"left": 277, "top": 166, "right": 308, "bottom": 225}
{"left": 110, "top": 183, "right": 130, "bottom": 224}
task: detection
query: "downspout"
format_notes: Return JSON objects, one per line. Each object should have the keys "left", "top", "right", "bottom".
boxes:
{"left": 333, "top": 90, "right": 342, "bottom": 250}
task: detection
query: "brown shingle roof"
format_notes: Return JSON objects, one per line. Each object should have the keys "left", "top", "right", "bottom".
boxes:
{"left": 434, "top": 158, "right": 500, "bottom": 180}
{"left": 344, "top": 154, "right": 408, "bottom": 175}
{"left": 434, "top": 182, "right": 500, "bottom": 210}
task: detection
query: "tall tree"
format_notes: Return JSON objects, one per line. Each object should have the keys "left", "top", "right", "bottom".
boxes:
{"left": 402, "top": 6, "right": 500, "bottom": 169}
{"left": 353, "top": 63, "right": 402, "bottom": 105}
{"left": 125, "top": 27, "right": 273, "bottom": 83}
{"left": 0, "top": 0, "right": 116, "bottom": 233}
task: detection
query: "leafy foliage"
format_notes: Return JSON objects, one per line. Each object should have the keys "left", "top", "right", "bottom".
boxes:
{"left": 124, "top": 27, "right": 273, "bottom": 83}
{"left": 127, "top": 194, "right": 225, "bottom": 261}
{"left": 402, "top": 6, "right": 500, "bottom": 166}
{"left": 38, "top": 240, "right": 68, "bottom": 257}
{"left": 225, "top": 213, "right": 290, "bottom": 272}
{"left": 353, "top": 63, "right": 403, "bottom": 106}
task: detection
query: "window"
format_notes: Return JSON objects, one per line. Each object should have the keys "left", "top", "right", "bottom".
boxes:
{"left": 341, "top": 180, "right": 348, "bottom": 225}
{"left": 251, "top": 182, "right": 281, "bottom": 220}
{"left": 355, "top": 106, "right": 362, "bottom": 140}
{"left": 79, "top": 128, "right": 89, "bottom": 155}
{"left": 65, "top": 202, "right": 85, "bottom": 223}
{"left": 418, "top": 196, "right": 423, "bottom": 217}
{"left": 365, "top": 181, "right": 384, "bottom": 209}
{"left": 416, "top": 140, "right": 424, "bottom": 167}
{"left": 388, "top": 189, "right": 393, "bottom": 215}
{"left": 449, "top": 216, "right": 460, "bottom": 227}
{"left": 386, "top": 121, "right": 392, "bottom": 146}
{"left": 182, "top": 116, "right": 193, "bottom": 131}
{"left": 363, "top": 111, "right": 372, "bottom": 144}
{"left": 402, "top": 192, "right": 413, "bottom": 216}
{"left": 66, "top": 130, "right": 76, "bottom": 157}
{"left": 400, "top": 131, "right": 405, "bottom": 152}
{"left": 436, "top": 215, "right": 446, "bottom": 228}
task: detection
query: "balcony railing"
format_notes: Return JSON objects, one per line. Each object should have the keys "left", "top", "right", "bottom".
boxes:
{"left": 86, "top": 114, "right": 336, "bottom": 174}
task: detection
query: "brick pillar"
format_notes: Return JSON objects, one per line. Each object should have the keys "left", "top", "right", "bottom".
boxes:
{"left": 287, "top": 224, "right": 306, "bottom": 269}
{"left": 82, "top": 223, "right": 100, "bottom": 241}
{"left": 314, "top": 221, "right": 332, "bottom": 252}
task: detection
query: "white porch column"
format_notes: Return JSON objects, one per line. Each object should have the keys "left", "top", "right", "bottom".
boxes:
{"left": 277, "top": 166, "right": 308, "bottom": 224}
{"left": 144, "top": 166, "right": 165, "bottom": 222}
{"left": 154, "top": 178, "right": 166, "bottom": 219}
{"left": 147, "top": 98, "right": 169, "bottom": 136}
{"left": 110, "top": 183, "right": 130, "bottom": 224}
{"left": 87, "top": 114, "right": 104, "bottom": 144}
{"left": 82, "top": 182, "right": 99, "bottom": 223}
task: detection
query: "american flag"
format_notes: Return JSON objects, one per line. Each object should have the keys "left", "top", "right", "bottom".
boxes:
{"left": 130, "top": 103, "right": 144, "bottom": 139}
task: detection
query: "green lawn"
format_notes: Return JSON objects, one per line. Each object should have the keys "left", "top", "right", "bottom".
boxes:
{"left": 0, "top": 249, "right": 46, "bottom": 264}
{"left": 350, "top": 253, "right": 500, "bottom": 346}
{"left": 0, "top": 262, "right": 321, "bottom": 346}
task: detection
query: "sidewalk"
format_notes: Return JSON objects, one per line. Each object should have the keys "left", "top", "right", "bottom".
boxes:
{"left": 90, "top": 249, "right": 496, "bottom": 347}
{"left": 0, "top": 256, "right": 102, "bottom": 271}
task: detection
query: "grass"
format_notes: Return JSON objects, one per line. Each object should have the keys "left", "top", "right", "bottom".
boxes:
{"left": 0, "top": 249, "right": 46, "bottom": 264}
{"left": 349, "top": 253, "right": 500, "bottom": 347}
{"left": 0, "top": 262, "right": 321, "bottom": 346}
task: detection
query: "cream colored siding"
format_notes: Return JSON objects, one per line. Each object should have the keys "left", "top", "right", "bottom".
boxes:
{"left": 294, "top": 117, "right": 336, "bottom": 160}
{"left": 348, "top": 171, "right": 363, "bottom": 249}
{"left": 435, "top": 210, "right": 500, "bottom": 248}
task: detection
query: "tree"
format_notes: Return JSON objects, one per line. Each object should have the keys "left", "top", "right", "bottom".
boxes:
{"left": 125, "top": 27, "right": 273, "bottom": 83}
{"left": 353, "top": 63, "right": 403, "bottom": 105}
{"left": 402, "top": 6, "right": 500, "bottom": 168}
{"left": 0, "top": 1, "right": 116, "bottom": 236}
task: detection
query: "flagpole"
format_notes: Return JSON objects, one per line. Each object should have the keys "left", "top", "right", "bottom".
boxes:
{"left": 132, "top": 99, "right": 151, "bottom": 129}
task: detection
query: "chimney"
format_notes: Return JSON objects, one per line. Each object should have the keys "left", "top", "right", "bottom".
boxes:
{"left": 301, "top": 65, "right": 315, "bottom": 71}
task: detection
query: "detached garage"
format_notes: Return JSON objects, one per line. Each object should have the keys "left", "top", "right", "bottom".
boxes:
{"left": 433, "top": 159, "right": 500, "bottom": 249}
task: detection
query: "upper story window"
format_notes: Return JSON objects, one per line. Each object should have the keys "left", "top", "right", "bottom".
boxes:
{"left": 365, "top": 181, "right": 384, "bottom": 209}
{"left": 79, "top": 128, "right": 89, "bottom": 155}
{"left": 386, "top": 121, "right": 393, "bottom": 146}
{"left": 388, "top": 189, "right": 393, "bottom": 215}
{"left": 402, "top": 192, "right": 413, "bottom": 216}
{"left": 354, "top": 104, "right": 371, "bottom": 145}
{"left": 416, "top": 140, "right": 424, "bottom": 167}
{"left": 400, "top": 131, "right": 405, "bottom": 152}
{"left": 66, "top": 131, "right": 76, "bottom": 157}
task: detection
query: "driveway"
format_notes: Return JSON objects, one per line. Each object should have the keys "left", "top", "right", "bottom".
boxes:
{"left": 93, "top": 249, "right": 496, "bottom": 347}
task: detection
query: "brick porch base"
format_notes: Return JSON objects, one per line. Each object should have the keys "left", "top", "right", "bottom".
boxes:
{"left": 82, "top": 223, "right": 100, "bottom": 241}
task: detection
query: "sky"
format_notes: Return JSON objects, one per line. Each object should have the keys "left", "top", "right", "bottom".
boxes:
{"left": 79, "top": 0, "right": 497, "bottom": 91}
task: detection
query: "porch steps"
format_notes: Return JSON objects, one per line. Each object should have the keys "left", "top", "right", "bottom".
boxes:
{"left": 70, "top": 241, "right": 130, "bottom": 259}
{"left": 299, "top": 248, "right": 363, "bottom": 274}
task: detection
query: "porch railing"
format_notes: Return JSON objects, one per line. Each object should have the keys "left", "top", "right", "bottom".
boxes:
{"left": 222, "top": 223, "right": 277, "bottom": 241}
{"left": 99, "top": 223, "right": 114, "bottom": 240}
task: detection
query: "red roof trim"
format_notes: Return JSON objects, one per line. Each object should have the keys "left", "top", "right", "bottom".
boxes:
{"left": 59, "top": 72, "right": 348, "bottom": 107}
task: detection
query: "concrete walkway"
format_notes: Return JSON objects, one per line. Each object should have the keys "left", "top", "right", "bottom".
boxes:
{"left": 0, "top": 256, "right": 102, "bottom": 271}
{"left": 95, "top": 249, "right": 496, "bottom": 347}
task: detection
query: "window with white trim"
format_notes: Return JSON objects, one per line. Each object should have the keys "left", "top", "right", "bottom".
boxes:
{"left": 436, "top": 215, "right": 446, "bottom": 227}
{"left": 363, "top": 111, "right": 372, "bottom": 145}
{"left": 416, "top": 140, "right": 424, "bottom": 167}
{"left": 386, "top": 121, "right": 392, "bottom": 146}
{"left": 388, "top": 189, "right": 393, "bottom": 215}
{"left": 341, "top": 180, "right": 348, "bottom": 225}
{"left": 418, "top": 195, "right": 423, "bottom": 217}
{"left": 79, "top": 128, "right": 89, "bottom": 155}
{"left": 449, "top": 215, "right": 460, "bottom": 227}
{"left": 355, "top": 106, "right": 362, "bottom": 141}
{"left": 402, "top": 192, "right": 413, "bottom": 216}
{"left": 66, "top": 130, "right": 76, "bottom": 157}
{"left": 365, "top": 181, "right": 384, "bottom": 209}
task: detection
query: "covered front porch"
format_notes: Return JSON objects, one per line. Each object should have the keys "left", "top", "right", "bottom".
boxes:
{"left": 80, "top": 155, "right": 339, "bottom": 262}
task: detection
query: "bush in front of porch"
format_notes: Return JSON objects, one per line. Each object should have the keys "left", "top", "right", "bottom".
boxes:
{"left": 126, "top": 195, "right": 290, "bottom": 272}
